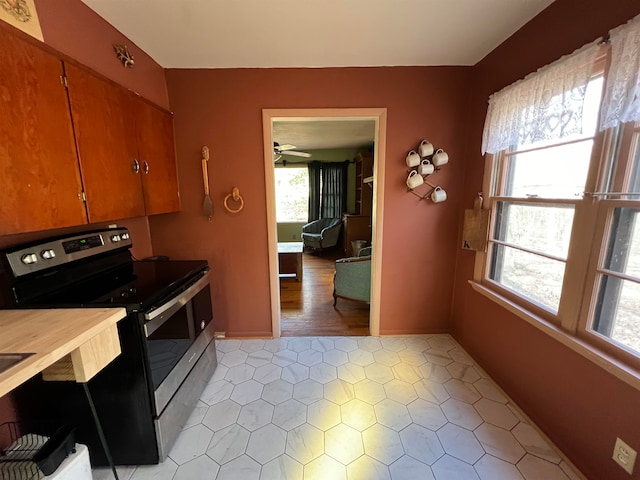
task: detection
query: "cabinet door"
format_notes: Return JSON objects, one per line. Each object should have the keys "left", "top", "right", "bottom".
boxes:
{"left": 0, "top": 27, "right": 87, "bottom": 235}
{"left": 65, "top": 63, "right": 145, "bottom": 222}
{"left": 135, "top": 99, "right": 181, "bottom": 215}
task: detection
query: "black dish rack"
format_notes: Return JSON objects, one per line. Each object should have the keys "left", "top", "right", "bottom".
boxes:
{"left": 0, "top": 423, "right": 76, "bottom": 480}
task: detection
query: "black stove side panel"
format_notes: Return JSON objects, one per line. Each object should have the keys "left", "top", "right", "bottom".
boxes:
{"left": 13, "top": 313, "right": 160, "bottom": 466}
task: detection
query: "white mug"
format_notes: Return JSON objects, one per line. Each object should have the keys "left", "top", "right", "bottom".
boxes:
{"left": 431, "top": 186, "right": 447, "bottom": 203}
{"left": 419, "top": 140, "right": 434, "bottom": 158}
{"left": 418, "top": 159, "right": 434, "bottom": 176}
{"left": 406, "top": 170, "right": 424, "bottom": 189}
{"left": 406, "top": 150, "right": 420, "bottom": 168}
{"left": 432, "top": 149, "right": 449, "bottom": 167}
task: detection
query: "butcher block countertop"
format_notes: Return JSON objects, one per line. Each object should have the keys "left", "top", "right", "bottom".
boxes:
{"left": 0, "top": 308, "right": 127, "bottom": 397}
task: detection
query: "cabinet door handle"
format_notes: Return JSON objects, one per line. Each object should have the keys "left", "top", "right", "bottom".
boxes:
{"left": 132, "top": 159, "right": 140, "bottom": 174}
{"left": 143, "top": 160, "right": 149, "bottom": 174}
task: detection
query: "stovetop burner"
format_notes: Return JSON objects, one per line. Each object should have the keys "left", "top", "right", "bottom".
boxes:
{"left": 25, "top": 259, "right": 208, "bottom": 312}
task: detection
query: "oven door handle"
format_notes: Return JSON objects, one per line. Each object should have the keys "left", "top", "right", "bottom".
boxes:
{"left": 143, "top": 271, "right": 210, "bottom": 337}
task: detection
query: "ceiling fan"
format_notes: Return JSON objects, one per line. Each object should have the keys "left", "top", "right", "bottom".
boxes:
{"left": 274, "top": 142, "right": 312, "bottom": 162}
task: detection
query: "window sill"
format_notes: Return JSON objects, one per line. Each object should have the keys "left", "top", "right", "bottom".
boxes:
{"left": 469, "top": 280, "right": 640, "bottom": 392}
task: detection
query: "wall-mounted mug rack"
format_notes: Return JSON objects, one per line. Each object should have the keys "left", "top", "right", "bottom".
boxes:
{"left": 409, "top": 179, "right": 448, "bottom": 203}
{"left": 405, "top": 139, "right": 449, "bottom": 203}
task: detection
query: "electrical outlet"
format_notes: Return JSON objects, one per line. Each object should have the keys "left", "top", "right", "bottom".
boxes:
{"left": 613, "top": 437, "right": 637, "bottom": 475}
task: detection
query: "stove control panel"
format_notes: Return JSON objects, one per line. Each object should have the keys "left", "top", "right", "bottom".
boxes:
{"left": 63, "top": 234, "right": 104, "bottom": 254}
{"left": 4, "top": 227, "right": 132, "bottom": 278}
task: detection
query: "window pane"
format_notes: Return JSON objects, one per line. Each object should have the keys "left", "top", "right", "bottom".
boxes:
{"left": 493, "top": 202, "right": 574, "bottom": 259}
{"left": 490, "top": 243, "right": 565, "bottom": 312}
{"left": 602, "top": 208, "right": 640, "bottom": 278}
{"left": 592, "top": 208, "right": 640, "bottom": 355}
{"left": 275, "top": 168, "right": 309, "bottom": 222}
{"left": 593, "top": 275, "right": 640, "bottom": 355}
{"left": 505, "top": 140, "right": 593, "bottom": 198}
{"left": 504, "top": 76, "right": 603, "bottom": 199}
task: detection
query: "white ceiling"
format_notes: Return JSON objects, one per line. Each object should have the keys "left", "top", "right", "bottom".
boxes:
{"left": 273, "top": 119, "right": 376, "bottom": 151}
{"left": 81, "top": 0, "right": 554, "bottom": 68}
{"left": 80, "top": 0, "right": 553, "bottom": 150}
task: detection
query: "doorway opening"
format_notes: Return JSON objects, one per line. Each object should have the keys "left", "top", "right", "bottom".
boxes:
{"left": 262, "top": 109, "right": 387, "bottom": 338}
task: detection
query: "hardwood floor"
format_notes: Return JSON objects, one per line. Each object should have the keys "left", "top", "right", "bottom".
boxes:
{"left": 280, "top": 248, "right": 370, "bottom": 336}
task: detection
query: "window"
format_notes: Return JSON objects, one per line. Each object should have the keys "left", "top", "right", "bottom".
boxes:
{"left": 274, "top": 167, "right": 309, "bottom": 223}
{"left": 478, "top": 25, "right": 640, "bottom": 377}
{"left": 487, "top": 76, "right": 604, "bottom": 315}
{"left": 580, "top": 121, "right": 640, "bottom": 362}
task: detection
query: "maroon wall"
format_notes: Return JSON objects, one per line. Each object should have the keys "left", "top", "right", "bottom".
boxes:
{"left": 0, "top": 0, "right": 166, "bottom": 426}
{"left": 453, "top": 1, "right": 640, "bottom": 479}
{"left": 0, "top": 395, "right": 16, "bottom": 445}
{"left": 151, "top": 66, "right": 472, "bottom": 336}
{"left": 35, "top": 0, "right": 169, "bottom": 109}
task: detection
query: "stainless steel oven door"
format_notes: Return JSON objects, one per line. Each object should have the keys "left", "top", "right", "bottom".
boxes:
{"left": 142, "top": 271, "right": 214, "bottom": 414}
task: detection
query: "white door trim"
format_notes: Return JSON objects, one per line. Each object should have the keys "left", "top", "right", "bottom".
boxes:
{"left": 262, "top": 108, "right": 387, "bottom": 338}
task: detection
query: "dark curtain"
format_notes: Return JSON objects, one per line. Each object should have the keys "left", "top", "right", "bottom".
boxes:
{"left": 320, "top": 161, "right": 348, "bottom": 219}
{"left": 307, "top": 161, "right": 321, "bottom": 222}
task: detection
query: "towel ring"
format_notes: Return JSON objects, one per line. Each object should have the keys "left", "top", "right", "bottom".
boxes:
{"left": 224, "top": 187, "right": 244, "bottom": 213}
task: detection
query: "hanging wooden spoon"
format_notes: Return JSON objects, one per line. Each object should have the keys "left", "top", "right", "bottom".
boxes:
{"left": 202, "top": 146, "right": 213, "bottom": 221}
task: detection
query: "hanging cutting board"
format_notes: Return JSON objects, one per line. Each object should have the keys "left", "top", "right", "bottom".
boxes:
{"left": 462, "top": 195, "right": 490, "bottom": 251}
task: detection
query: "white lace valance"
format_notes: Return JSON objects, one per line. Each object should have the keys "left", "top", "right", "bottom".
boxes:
{"left": 600, "top": 14, "right": 640, "bottom": 130}
{"left": 481, "top": 41, "right": 601, "bottom": 155}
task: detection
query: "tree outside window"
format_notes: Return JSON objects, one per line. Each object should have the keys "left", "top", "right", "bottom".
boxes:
{"left": 275, "top": 167, "right": 309, "bottom": 222}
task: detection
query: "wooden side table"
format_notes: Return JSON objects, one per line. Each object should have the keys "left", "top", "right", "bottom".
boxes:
{"left": 278, "top": 242, "right": 303, "bottom": 281}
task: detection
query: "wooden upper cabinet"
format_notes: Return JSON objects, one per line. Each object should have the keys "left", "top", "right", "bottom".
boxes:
{"left": 134, "top": 99, "right": 181, "bottom": 215}
{"left": 65, "top": 63, "right": 145, "bottom": 223}
{"left": 0, "top": 26, "right": 180, "bottom": 234}
{"left": 0, "top": 27, "right": 87, "bottom": 235}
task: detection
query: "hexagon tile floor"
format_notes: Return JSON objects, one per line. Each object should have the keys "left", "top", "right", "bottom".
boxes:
{"left": 94, "top": 335, "right": 583, "bottom": 480}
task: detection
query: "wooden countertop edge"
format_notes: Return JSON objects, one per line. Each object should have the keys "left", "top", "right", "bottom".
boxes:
{"left": 0, "top": 308, "right": 127, "bottom": 397}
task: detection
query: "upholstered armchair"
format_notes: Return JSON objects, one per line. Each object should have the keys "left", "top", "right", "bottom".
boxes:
{"left": 333, "top": 248, "right": 371, "bottom": 306}
{"left": 301, "top": 218, "right": 342, "bottom": 252}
